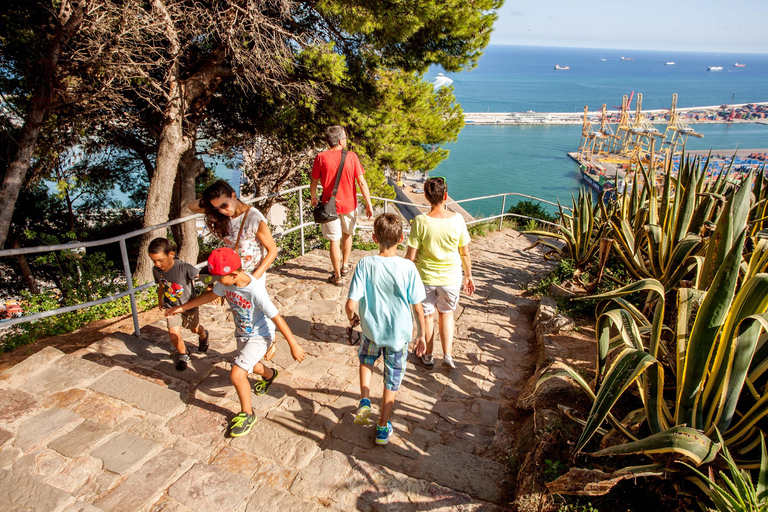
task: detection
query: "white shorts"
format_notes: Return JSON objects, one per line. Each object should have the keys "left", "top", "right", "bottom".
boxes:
{"left": 321, "top": 210, "right": 358, "bottom": 242}
{"left": 422, "top": 283, "right": 461, "bottom": 315}
{"left": 234, "top": 335, "right": 272, "bottom": 372}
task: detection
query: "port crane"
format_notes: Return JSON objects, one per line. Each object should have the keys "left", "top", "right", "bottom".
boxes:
{"left": 578, "top": 106, "right": 600, "bottom": 162}
{"left": 592, "top": 104, "right": 620, "bottom": 155}
{"left": 624, "top": 93, "right": 663, "bottom": 170}
{"left": 661, "top": 93, "right": 703, "bottom": 161}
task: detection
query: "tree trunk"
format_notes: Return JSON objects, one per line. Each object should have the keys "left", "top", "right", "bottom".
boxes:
{"left": 171, "top": 139, "right": 204, "bottom": 265}
{"left": 0, "top": 0, "right": 86, "bottom": 250}
{"left": 10, "top": 239, "right": 40, "bottom": 294}
{"left": 133, "top": 87, "right": 189, "bottom": 284}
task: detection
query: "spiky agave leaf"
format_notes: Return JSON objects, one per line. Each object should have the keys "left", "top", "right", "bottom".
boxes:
{"left": 593, "top": 426, "right": 720, "bottom": 466}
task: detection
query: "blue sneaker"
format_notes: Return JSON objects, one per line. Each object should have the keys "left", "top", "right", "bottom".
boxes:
{"left": 376, "top": 422, "right": 393, "bottom": 445}
{"left": 354, "top": 398, "right": 372, "bottom": 425}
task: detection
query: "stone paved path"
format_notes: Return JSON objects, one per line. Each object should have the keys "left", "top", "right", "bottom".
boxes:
{"left": 0, "top": 229, "right": 551, "bottom": 511}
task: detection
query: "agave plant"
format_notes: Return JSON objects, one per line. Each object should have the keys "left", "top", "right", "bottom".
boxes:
{"left": 683, "top": 430, "right": 768, "bottom": 512}
{"left": 524, "top": 187, "right": 609, "bottom": 269}
{"left": 607, "top": 155, "right": 742, "bottom": 292}
{"left": 538, "top": 171, "right": 768, "bottom": 469}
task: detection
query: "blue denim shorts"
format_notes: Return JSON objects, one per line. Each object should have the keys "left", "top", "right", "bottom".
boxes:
{"left": 358, "top": 334, "right": 409, "bottom": 391}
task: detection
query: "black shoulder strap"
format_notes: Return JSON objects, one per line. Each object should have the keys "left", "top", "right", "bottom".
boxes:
{"left": 330, "top": 150, "right": 348, "bottom": 199}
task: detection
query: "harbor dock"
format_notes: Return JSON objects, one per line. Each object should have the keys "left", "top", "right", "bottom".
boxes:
{"left": 391, "top": 172, "right": 475, "bottom": 223}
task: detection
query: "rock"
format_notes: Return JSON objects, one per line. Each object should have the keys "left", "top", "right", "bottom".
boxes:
{"left": 168, "top": 463, "right": 254, "bottom": 512}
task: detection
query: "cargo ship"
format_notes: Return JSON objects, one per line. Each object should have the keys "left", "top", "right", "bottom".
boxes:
{"left": 708, "top": 66, "right": 723, "bottom": 71}
{"left": 734, "top": 63, "right": 746, "bottom": 67}
{"left": 554, "top": 64, "right": 569, "bottom": 70}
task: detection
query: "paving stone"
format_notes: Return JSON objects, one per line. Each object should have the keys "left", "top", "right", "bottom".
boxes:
{"left": 294, "top": 299, "right": 338, "bottom": 316}
{"left": 245, "top": 485, "right": 324, "bottom": 512}
{"left": 148, "top": 494, "right": 195, "bottom": 512}
{"left": 88, "top": 335, "right": 168, "bottom": 362}
{"left": 72, "top": 470, "right": 121, "bottom": 503}
{"left": 0, "top": 346, "right": 64, "bottom": 386}
{"left": 290, "top": 449, "right": 353, "bottom": 500}
{"left": 432, "top": 400, "right": 468, "bottom": 425}
{"left": 12, "top": 448, "right": 70, "bottom": 482}
{"left": 302, "top": 406, "right": 339, "bottom": 443}
{"left": 117, "top": 415, "right": 171, "bottom": 444}
{"left": 194, "top": 367, "right": 232, "bottom": 401}
{"left": 90, "top": 431, "right": 163, "bottom": 475}
{"left": 0, "top": 387, "right": 40, "bottom": 423}
{"left": 410, "top": 444, "right": 506, "bottom": 503}
{"left": 0, "top": 467, "right": 75, "bottom": 511}
{"left": 0, "top": 428, "right": 12, "bottom": 448}
{"left": 250, "top": 458, "right": 297, "bottom": 490}
{"left": 154, "top": 356, "right": 215, "bottom": 384}
{"left": 15, "top": 408, "right": 82, "bottom": 453}
{"left": 0, "top": 445, "right": 22, "bottom": 470}
{"left": 49, "top": 420, "right": 113, "bottom": 458}
{"left": 210, "top": 446, "right": 260, "bottom": 478}
{"left": 168, "top": 406, "right": 228, "bottom": 449}
{"left": 289, "top": 356, "right": 333, "bottom": 382}
{"left": 19, "top": 355, "right": 112, "bottom": 397}
{"left": 95, "top": 449, "right": 190, "bottom": 512}
{"left": 63, "top": 502, "right": 106, "bottom": 512}
{"left": 408, "top": 427, "right": 442, "bottom": 453}
{"left": 471, "top": 398, "right": 500, "bottom": 426}
{"left": 47, "top": 455, "right": 105, "bottom": 494}
{"left": 89, "top": 370, "right": 186, "bottom": 417}
{"left": 265, "top": 395, "right": 316, "bottom": 432}
{"left": 230, "top": 419, "right": 320, "bottom": 470}
{"left": 168, "top": 462, "right": 254, "bottom": 512}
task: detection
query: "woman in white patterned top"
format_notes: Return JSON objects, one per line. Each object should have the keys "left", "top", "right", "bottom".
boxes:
{"left": 188, "top": 180, "right": 277, "bottom": 283}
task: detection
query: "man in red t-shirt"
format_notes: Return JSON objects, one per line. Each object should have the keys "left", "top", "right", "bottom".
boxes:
{"left": 310, "top": 126, "right": 374, "bottom": 285}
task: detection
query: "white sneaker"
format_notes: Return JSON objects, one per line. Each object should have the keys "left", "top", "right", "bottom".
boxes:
{"left": 420, "top": 354, "right": 435, "bottom": 369}
{"left": 442, "top": 354, "right": 456, "bottom": 369}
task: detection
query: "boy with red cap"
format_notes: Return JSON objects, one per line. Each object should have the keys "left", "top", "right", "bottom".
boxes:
{"left": 166, "top": 247, "right": 306, "bottom": 437}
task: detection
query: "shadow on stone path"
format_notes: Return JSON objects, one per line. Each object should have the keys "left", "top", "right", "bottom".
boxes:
{"left": 0, "top": 228, "right": 553, "bottom": 512}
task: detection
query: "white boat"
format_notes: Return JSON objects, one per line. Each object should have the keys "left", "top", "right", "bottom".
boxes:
{"left": 734, "top": 63, "right": 746, "bottom": 68}
{"left": 620, "top": 56, "right": 634, "bottom": 61}
{"left": 708, "top": 66, "right": 723, "bottom": 71}
{"left": 432, "top": 73, "right": 453, "bottom": 88}
{"left": 554, "top": 64, "right": 569, "bottom": 70}
{"left": 665, "top": 62, "right": 675, "bottom": 65}
{"left": 600, "top": 58, "right": 606, "bottom": 62}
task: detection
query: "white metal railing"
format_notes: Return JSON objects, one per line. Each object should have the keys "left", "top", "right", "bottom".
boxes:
{"left": 0, "top": 186, "right": 563, "bottom": 337}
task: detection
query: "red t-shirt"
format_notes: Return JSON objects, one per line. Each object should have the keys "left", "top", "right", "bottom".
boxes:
{"left": 311, "top": 149, "right": 364, "bottom": 215}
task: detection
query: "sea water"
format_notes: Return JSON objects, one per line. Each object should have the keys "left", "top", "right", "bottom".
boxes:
{"left": 431, "top": 45, "right": 768, "bottom": 217}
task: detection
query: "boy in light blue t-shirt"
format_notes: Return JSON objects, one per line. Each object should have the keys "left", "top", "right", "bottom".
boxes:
{"left": 345, "top": 213, "right": 426, "bottom": 445}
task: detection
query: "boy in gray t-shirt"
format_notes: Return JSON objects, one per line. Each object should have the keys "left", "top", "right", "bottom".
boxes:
{"left": 166, "top": 247, "right": 306, "bottom": 437}
{"left": 149, "top": 238, "right": 209, "bottom": 371}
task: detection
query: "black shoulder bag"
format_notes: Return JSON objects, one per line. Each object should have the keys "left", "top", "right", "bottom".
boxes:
{"left": 313, "top": 150, "right": 348, "bottom": 224}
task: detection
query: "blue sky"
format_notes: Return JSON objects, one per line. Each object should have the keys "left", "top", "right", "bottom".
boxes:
{"left": 490, "top": 0, "right": 768, "bottom": 53}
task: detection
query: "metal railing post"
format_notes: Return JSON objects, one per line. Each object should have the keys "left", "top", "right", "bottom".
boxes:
{"left": 500, "top": 194, "right": 507, "bottom": 230}
{"left": 384, "top": 199, "right": 388, "bottom": 214}
{"left": 299, "top": 189, "right": 305, "bottom": 256}
{"left": 119, "top": 239, "right": 141, "bottom": 337}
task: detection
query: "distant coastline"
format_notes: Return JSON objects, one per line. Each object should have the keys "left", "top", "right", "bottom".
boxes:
{"left": 463, "top": 102, "right": 768, "bottom": 125}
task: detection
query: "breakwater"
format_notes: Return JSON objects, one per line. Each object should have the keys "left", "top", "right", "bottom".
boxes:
{"left": 464, "top": 102, "right": 768, "bottom": 125}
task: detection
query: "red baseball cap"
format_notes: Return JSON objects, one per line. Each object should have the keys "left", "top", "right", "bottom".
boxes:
{"left": 199, "top": 248, "right": 241, "bottom": 284}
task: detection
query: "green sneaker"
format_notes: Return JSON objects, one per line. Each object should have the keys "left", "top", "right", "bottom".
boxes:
{"left": 354, "top": 398, "right": 372, "bottom": 425}
{"left": 229, "top": 412, "right": 256, "bottom": 437}
{"left": 253, "top": 368, "right": 278, "bottom": 395}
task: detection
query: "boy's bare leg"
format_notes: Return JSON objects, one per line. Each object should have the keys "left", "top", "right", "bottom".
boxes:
{"left": 194, "top": 324, "right": 206, "bottom": 338}
{"left": 438, "top": 311, "right": 455, "bottom": 357}
{"left": 424, "top": 313, "right": 436, "bottom": 355}
{"left": 168, "top": 326, "right": 186, "bottom": 354}
{"left": 251, "top": 362, "right": 274, "bottom": 380}
{"left": 230, "top": 365, "right": 253, "bottom": 415}
{"left": 379, "top": 388, "right": 397, "bottom": 427}
{"left": 359, "top": 363, "right": 373, "bottom": 399}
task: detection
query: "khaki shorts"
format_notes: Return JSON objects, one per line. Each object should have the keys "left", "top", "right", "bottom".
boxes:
{"left": 166, "top": 308, "right": 200, "bottom": 330}
{"left": 422, "top": 284, "right": 461, "bottom": 315}
{"left": 321, "top": 210, "right": 358, "bottom": 242}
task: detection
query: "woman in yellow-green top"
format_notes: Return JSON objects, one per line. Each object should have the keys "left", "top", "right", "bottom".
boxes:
{"left": 405, "top": 177, "right": 475, "bottom": 370}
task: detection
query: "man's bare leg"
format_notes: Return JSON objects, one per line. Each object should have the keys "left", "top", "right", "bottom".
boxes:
{"left": 341, "top": 232, "right": 353, "bottom": 271}
{"left": 329, "top": 240, "right": 342, "bottom": 279}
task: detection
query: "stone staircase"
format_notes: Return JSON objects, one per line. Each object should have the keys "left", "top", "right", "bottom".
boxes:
{"left": 0, "top": 229, "right": 552, "bottom": 511}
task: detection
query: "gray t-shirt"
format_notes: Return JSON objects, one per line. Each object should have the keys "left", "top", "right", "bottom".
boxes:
{"left": 153, "top": 260, "right": 199, "bottom": 310}
{"left": 213, "top": 275, "right": 279, "bottom": 338}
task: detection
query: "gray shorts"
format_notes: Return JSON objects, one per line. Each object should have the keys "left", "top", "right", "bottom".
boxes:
{"left": 234, "top": 335, "right": 272, "bottom": 372}
{"left": 166, "top": 308, "right": 200, "bottom": 330}
{"left": 422, "top": 283, "right": 461, "bottom": 315}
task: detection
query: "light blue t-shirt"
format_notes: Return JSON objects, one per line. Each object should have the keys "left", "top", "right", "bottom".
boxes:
{"left": 213, "top": 276, "right": 279, "bottom": 339}
{"left": 348, "top": 255, "right": 426, "bottom": 350}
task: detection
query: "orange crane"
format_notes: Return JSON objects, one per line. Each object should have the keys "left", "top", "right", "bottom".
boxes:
{"left": 662, "top": 93, "right": 703, "bottom": 161}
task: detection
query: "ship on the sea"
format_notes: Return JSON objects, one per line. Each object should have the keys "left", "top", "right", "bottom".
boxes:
{"left": 708, "top": 66, "right": 723, "bottom": 71}
{"left": 665, "top": 62, "right": 675, "bottom": 65}
{"left": 734, "top": 62, "right": 746, "bottom": 67}
{"left": 554, "top": 65, "right": 569, "bottom": 70}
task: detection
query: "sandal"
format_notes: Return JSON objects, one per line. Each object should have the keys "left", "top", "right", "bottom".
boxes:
{"left": 346, "top": 327, "right": 361, "bottom": 346}
{"left": 328, "top": 274, "right": 343, "bottom": 286}
{"left": 198, "top": 328, "right": 209, "bottom": 353}
{"left": 340, "top": 265, "right": 350, "bottom": 277}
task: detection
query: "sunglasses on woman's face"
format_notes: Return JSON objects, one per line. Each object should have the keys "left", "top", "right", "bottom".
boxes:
{"left": 212, "top": 201, "right": 231, "bottom": 211}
